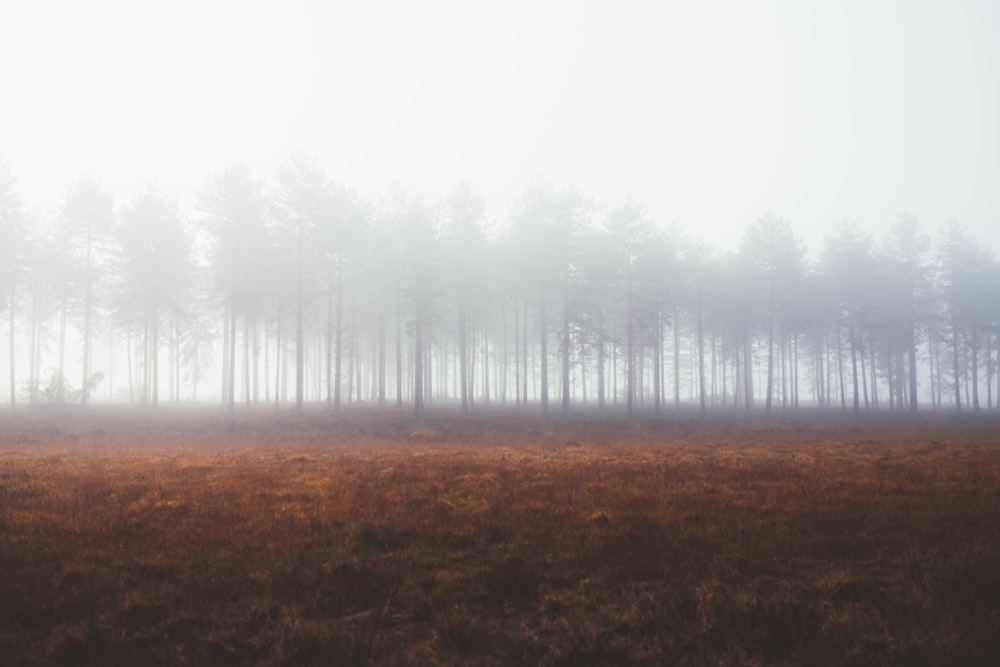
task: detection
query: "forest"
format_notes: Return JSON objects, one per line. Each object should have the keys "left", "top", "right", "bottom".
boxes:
{"left": 1, "top": 155, "right": 998, "bottom": 417}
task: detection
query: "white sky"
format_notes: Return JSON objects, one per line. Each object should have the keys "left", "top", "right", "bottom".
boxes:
{"left": 1, "top": 0, "right": 999, "bottom": 254}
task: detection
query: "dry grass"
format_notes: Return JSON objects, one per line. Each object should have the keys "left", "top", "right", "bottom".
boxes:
{"left": 1, "top": 407, "right": 999, "bottom": 665}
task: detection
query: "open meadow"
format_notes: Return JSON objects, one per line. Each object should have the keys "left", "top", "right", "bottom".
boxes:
{"left": 1, "top": 407, "right": 999, "bottom": 665}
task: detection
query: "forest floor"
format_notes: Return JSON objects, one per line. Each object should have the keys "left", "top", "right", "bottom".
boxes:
{"left": 1, "top": 405, "right": 999, "bottom": 666}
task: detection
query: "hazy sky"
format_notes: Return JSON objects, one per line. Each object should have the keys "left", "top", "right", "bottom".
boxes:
{"left": 2, "top": 0, "right": 999, "bottom": 253}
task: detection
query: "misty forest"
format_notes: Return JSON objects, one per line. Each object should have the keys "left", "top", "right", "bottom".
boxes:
{"left": 6, "top": 1, "right": 1000, "bottom": 663}
{"left": 1, "top": 157, "right": 997, "bottom": 417}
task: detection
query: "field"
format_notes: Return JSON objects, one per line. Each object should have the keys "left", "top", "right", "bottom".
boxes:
{"left": 2, "top": 407, "right": 999, "bottom": 666}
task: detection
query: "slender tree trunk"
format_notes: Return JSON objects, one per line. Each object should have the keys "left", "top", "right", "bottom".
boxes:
{"left": 743, "top": 323, "right": 753, "bottom": 411}
{"left": 626, "top": 277, "right": 634, "bottom": 418}
{"left": 334, "top": 257, "right": 344, "bottom": 409}
{"left": 81, "top": 232, "right": 93, "bottom": 404}
{"left": 395, "top": 289, "right": 403, "bottom": 409}
{"left": 483, "top": 310, "right": 490, "bottom": 405}
{"left": 274, "top": 290, "right": 282, "bottom": 408}
{"left": 295, "top": 264, "right": 304, "bottom": 413}
{"left": 908, "top": 328, "right": 919, "bottom": 412}
{"left": 522, "top": 295, "right": 529, "bottom": 407}
{"left": 150, "top": 308, "right": 159, "bottom": 407}
{"left": 501, "top": 299, "right": 508, "bottom": 403}
{"left": 972, "top": 325, "right": 980, "bottom": 411}
{"left": 468, "top": 313, "right": 476, "bottom": 407}
{"left": 127, "top": 326, "right": 134, "bottom": 403}
{"left": 989, "top": 332, "right": 995, "bottom": 411}
{"left": 222, "top": 300, "right": 230, "bottom": 407}
{"left": 596, "top": 308, "right": 605, "bottom": 409}
{"left": 793, "top": 334, "right": 799, "bottom": 409}
{"left": 229, "top": 301, "right": 237, "bottom": 411}
{"left": 252, "top": 316, "right": 260, "bottom": 403}
{"left": 540, "top": 288, "right": 548, "bottom": 415}
{"left": 8, "top": 282, "right": 15, "bottom": 408}
{"left": 765, "top": 302, "right": 774, "bottom": 415}
{"left": 58, "top": 294, "right": 67, "bottom": 401}
{"left": 459, "top": 300, "right": 468, "bottom": 414}
{"left": 891, "top": 351, "right": 899, "bottom": 410}
{"left": 952, "top": 318, "right": 962, "bottom": 413}
{"left": 697, "top": 293, "right": 706, "bottom": 415}
{"left": 141, "top": 308, "right": 149, "bottom": 403}
{"left": 836, "top": 325, "right": 846, "bottom": 413}
{"left": 326, "top": 269, "right": 333, "bottom": 408}
{"left": 514, "top": 298, "right": 521, "bottom": 408}
{"left": 377, "top": 311, "right": 386, "bottom": 405}
{"left": 849, "top": 316, "right": 859, "bottom": 415}
{"left": 870, "top": 345, "right": 879, "bottom": 410}
{"left": 562, "top": 272, "right": 570, "bottom": 414}
{"left": 176, "top": 319, "right": 183, "bottom": 402}
{"left": 654, "top": 308, "right": 662, "bottom": 412}
{"left": 673, "top": 307, "right": 681, "bottom": 409}
{"left": 860, "top": 335, "right": 869, "bottom": 410}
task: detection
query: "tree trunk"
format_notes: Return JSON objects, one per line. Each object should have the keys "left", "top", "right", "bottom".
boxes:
{"left": 540, "top": 288, "right": 548, "bottom": 415}
{"left": 378, "top": 311, "right": 386, "bottom": 406}
{"left": 765, "top": 303, "right": 774, "bottom": 415}
{"left": 972, "top": 325, "right": 980, "bottom": 411}
{"left": 127, "top": 326, "right": 134, "bottom": 403}
{"left": 295, "top": 266, "right": 304, "bottom": 413}
{"left": 836, "top": 326, "right": 846, "bottom": 413}
{"left": 908, "top": 329, "right": 919, "bottom": 412}
{"left": 81, "top": 231, "right": 93, "bottom": 404}
{"left": 413, "top": 294, "right": 424, "bottom": 416}
{"left": 150, "top": 307, "right": 159, "bottom": 407}
{"left": 698, "top": 293, "right": 706, "bottom": 415}
{"left": 952, "top": 318, "right": 962, "bottom": 413}
{"left": 562, "top": 273, "right": 570, "bottom": 414}
{"left": 596, "top": 308, "right": 605, "bottom": 409}
{"left": 334, "top": 256, "right": 344, "bottom": 409}
{"left": 222, "top": 300, "right": 230, "bottom": 407}
{"left": 243, "top": 314, "right": 251, "bottom": 405}
{"left": 870, "top": 345, "right": 879, "bottom": 410}
{"left": 654, "top": 308, "right": 662, "bottom": 412}
{"left": 274, "top": 290, "right": 282, "bottom": 408}
{"left": 229, "top": 300, "right": 237, "bottom": 411}
{"left": 849, "top": 316, "right": 859, "bottom": 415}
{"left": 8, "top": 282, "right": 15, "bottom": 408}
{"left": 395, "top": 290, "right": 403, "bottom": 409}
{"left": 326, "top": 269, "right": 333, "bottom": 408}
{"left": 459, "top": 300, "right": 468, "bottom": 413}
{"left": 626, "top": 278, "right": 634, "bottom": 418}
{"left": 483, "top": 310, "right": 490, "bottom": 405}
{"left": 58, "top": 294, "right": 67, "bottom": 402}
{"left": 673, "top": 307, "right": 681, "bottom": 409}
{"left": 859, "top": 335, "right": 869, "bottom": 410}
{"left": 743, "top": 323, "right": 753, "bottom": 411}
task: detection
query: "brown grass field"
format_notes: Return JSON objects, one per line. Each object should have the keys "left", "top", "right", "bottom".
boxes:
{"left": 1, "top": 406, "right": 999, "bottom": 666}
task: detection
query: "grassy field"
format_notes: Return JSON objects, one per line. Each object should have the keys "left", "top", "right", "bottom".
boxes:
{"left": 1, "top": 407, "right": 999, "bottom": 665}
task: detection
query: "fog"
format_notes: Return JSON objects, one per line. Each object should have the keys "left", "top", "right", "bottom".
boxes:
{"left": 1, "top": 1, "right": 999, "bottom": 415}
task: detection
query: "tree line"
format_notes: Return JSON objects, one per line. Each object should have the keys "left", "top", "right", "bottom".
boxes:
{"left": 1, "top": 156, "right": 998, "bottom": 416}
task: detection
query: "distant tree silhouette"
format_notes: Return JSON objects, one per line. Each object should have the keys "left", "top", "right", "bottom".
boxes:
{"left": 444, "top": 184, "right": 488, "bottom": 415}
{"left": 199, "top": 162, "right": 271, "bottom": 409}
{"left": 0, "top": 161, "right": 24, "bottom": 407}
{"left": 606, "top": 201, "right": 652, "bottom": 417}
{"left": 740, "top": 214, "right": 805, "bottom": 416}
{"left": 5, "top": 158, "right": 1000, "bottom": 417}
{"left": 273, "top": 155, "right": 325, "bottom": 413}
{"left": 60, "top": 176, "right": 114, "bottom": 404}
{"left": 117, "top": 186, "right": 190, "bottom": 406}
{"left": 936, "top": 221, "right": 995, "bottom": 413}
